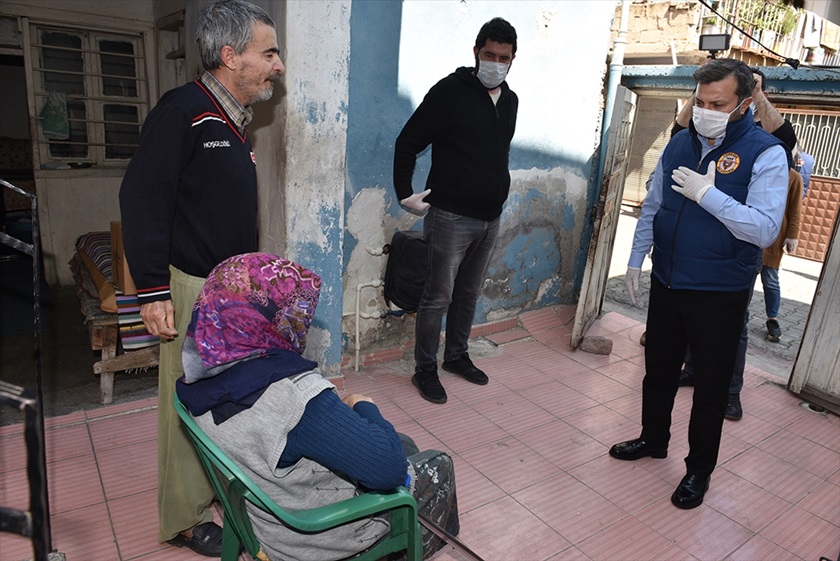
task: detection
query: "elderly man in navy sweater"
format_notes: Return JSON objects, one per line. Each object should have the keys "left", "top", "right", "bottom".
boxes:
{"left": 611, "top": 59, "right": 788, "bottom": 509}
{"left": 119, "top": 0, "right": 284, "bottom": 555}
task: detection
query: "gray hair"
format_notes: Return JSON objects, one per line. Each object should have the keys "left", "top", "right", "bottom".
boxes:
{"left": 196, "top": 0, "right": 275, "bottom": 71}
{"left": 693, "top": 58, "right": 755, "bottom": 100}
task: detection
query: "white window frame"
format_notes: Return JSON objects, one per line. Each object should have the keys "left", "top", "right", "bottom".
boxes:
{"left": 28, "top": 21, "right": 149, "bottom": 167}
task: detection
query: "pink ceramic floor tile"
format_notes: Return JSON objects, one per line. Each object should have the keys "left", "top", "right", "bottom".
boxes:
{"left": 1, "top": 424, "right": 95, "bottom": 474}
{"left": 444, "top": 375, "right": 518, "bottom": 406}
{"left": 746, "top": 383, "right": 810, "bottom": 428}
{"left": 88, "top": 408, "right": 157, "bottom": 451}
{"left": 366, "top": 395, "right": 412, "bottom": 426}
{"left": 563, "top": 405, "right": 642, "bottom": 448}
{"left": 796, "top": 480, "right": 840, "bottom": 526}
{"left": 562, "top": 348, "right": 624, "bottom": 370}
{"left": 459, "top": 436, "right": 564, "bottom": 495}
{"left": 458, "top": 496, "right": 570, "bottom": 561}
{"left": 516, "top": 420, "right": 607, "bottom": 472}
{"left": 723, "top": 447, "right": 826, "bottom": 504}
{"left": 525, "top": 351, "right": 595, "bottom": 381}
{"left": 85, "top": 397, "right": 157, "bottom": 420}
{"left": 5, "top": 454, "right": 108, "bottom": 515}
{"left": 715, "top": 432, "right": 752, "bottom": 466}
{"left": 471, "top": 392, "right": 557, "bottom": 435}
{"left": 447, "top": 454, "right": 506, "bottom": 514}
{"left": 757, "top": 428, "right": 840, "bottom": 479}
{"left": 486, "top": 326, "right": 530, "bottom": 345}
{"left": 0, "top": 433, "right": 27, "bottom": 473}
{"left": 761, "top": 505, "right": 840, "bottom": 561}
{"left": 592, "top": 311, "right": 641, "bottom": 333}
{"left": 519, "top": 307, "right": 565, "bottom": 333}
{"left": 48, "top": 501, "right": 119, "bottom": 561}
{"left": 492, "top": 361, "right": 555, "bottom": 392}
{"left": 608, "top": 329, "right": 646, "bottom": 361}
{"left": 577, "top": 515, "right": 697, "bottom": 561}
{"left": 392, "top": 418, "right": 452, "bottom": 456}
{"left": 594, "top": 359, "right": 645, "bottom": 391}
{"left": 783, "top": 409, "right": 840, "bottom": 450}
{"left": 601, "top": 392, "right": 644, "bottom": 423}
{"left": 545, "top": 545, "right": 597, "bottom": 561}
{"left": 512, "top": 471, "right": 627, "bottom": 544}
{"left": 568, "top": 455, "right": 673, "bottom": 514}
{"left": 532, "top": 326, "right": 574, "bottom": 349}
{"left": 385, "top": 381, "right": 467, "bottom": 420}
{"left": 518, "top": 380, "right": 599, "bottom": 419}
{"left": 97, "top": 438, "right": 157, "bottom": 501}
{"left": 554, "top": 369, "right": 635, "bottom": 405}
{"left": 109, "top": 487, "right": 174, "bottom": 560}
{"left": 725, "top": 534, "right": 802, "bottom": 561}
{"left": 720, "top": 407, "right": 785, "bottom": 445}
{"left": 705, "top": 468, "right": 794, "bottom": 533}
{"left": 635, "top": 494, "right": 753, "bottom": 561}
{"left": 413, "top": 405, "right": 508, "bottom": 454}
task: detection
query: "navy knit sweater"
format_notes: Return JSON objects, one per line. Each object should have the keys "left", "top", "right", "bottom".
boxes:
{"left": 119, "top": 80, "right": 258, "bottom": 304}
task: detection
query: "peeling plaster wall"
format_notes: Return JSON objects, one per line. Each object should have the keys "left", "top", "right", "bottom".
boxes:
{"left": 344, "top": 1, "right": 616, "bottom": 356}
{"left": 281, "top": 1, "right": 351, "bottom": 375}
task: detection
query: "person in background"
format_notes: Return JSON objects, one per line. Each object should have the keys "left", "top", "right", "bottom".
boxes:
{"left": 617, "top": 59, "right": 788, "bottom": 509}
{"left": 119, "top": 0, "right": 285, "bottom": 555}
{"left": 793, "top": 143, "right": 815, "bottom": 198}
{"left": 177, "top": 253, "right": 459, "bottom": 561}
{"left": 671, "top": 65, "right": 798, "bottom": 420}
{"left": 760, "top": 170, "right": 803, "bottom": 342}
{"left": 393, "top": 17, "right": 518, "bottom": 404}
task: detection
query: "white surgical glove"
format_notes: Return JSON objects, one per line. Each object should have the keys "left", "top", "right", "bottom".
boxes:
{"left": 672, "top": 162, "right": 715, "bottom": 203}
{"left": 399, "top": 189, "right": 431, "bottom": 216}
{"left": 625, "top": 267, "right": 641, "bottom": 306}
{"left": 784, "top": 238, "right": 798, "bottom": 253}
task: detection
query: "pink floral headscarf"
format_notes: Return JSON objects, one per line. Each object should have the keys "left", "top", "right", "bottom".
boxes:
{"left": 186, "top": 252, "right": 321, "bottom": 379}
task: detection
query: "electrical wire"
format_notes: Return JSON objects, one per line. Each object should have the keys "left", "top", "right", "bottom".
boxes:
{"left": 698, "top": 0, "right": 804, "bottom": 68}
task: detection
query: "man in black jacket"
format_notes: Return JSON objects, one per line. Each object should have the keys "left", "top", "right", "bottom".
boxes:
{"left": 393, "top": 17, "right": 518, "bottom": 404}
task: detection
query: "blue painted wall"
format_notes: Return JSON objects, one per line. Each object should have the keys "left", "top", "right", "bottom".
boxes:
{"left": 343, "top": 1, "right": 617, "bottom": 355}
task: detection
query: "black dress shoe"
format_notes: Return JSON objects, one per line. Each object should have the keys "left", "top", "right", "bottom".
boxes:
{"left": 412, "top": 369, "right": 447, "bottom": 404}
{"left": 725, "top": 393, "right": 743, "bottom": 420}
{"left": 167, "top": 522, "right": 223, "bottom": 557}
{"left": 442, "top": 355, "right": 488, "bottom": 385}
{"left": 609, "top": 438, "right": 667, "bottom": 461}
{"left": 671, "top": 474, "right": 710, "bottom": 509}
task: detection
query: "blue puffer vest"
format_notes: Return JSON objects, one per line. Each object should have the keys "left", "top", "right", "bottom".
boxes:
{"left": 652, "top": 109, "right": 782, "bottom": 291}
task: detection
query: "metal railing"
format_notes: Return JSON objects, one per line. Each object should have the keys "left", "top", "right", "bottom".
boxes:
{"left": 780, "top": 110, "right": 840, "bottom": 178}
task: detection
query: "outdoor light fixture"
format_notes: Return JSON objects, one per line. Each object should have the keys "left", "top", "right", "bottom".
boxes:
{"left": 699, "top": 33, "right": 730, "bottom": 58}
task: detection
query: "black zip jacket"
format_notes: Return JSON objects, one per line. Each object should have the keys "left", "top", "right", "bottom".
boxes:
{"left": 393, "top": 66, "right": 518, "bottom": 221}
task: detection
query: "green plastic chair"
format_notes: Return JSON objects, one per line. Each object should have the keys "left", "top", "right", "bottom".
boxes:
{"left": 174, "top": 393, "right": 422, "bottom": 561}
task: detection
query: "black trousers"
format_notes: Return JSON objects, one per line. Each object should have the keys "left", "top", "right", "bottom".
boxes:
{"left": 641, "top": 277, "right": 750, "bottom": 479}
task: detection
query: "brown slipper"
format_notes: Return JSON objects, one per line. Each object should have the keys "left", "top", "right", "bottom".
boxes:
{"left": 167, "top": 522, "right": 223, "bottom": 557}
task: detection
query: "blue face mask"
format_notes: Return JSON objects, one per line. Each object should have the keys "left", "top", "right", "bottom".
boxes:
{"left": 476, "top": 60, "right": 509, "bottom": 90}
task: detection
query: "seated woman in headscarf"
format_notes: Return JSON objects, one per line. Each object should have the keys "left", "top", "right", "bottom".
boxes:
{"left": 176, "top": 252, "right": 459, "bottom": 561}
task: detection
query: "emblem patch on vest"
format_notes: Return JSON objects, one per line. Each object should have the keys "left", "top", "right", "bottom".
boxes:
{"left": 716, "top": 152, "right": 740, "bottom": 174}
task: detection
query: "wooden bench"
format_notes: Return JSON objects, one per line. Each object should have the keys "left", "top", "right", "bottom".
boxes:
{"left": 70, "top": 253, "right": 159, "bottom": 404}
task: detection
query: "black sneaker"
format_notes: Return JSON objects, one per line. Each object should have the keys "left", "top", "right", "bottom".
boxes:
{"left": 766, "top": 319, "right": 781, "bottom": 342}
{"left": 725, "top": 393, "right": 743, "bottom": 421}
{"left": 442, "top": 355, "right": 489, "bottom": 385}
{"left": 412, "top": 369, "right": 447, "bottom": 404}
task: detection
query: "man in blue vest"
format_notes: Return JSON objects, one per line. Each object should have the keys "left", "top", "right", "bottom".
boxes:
{"left": 611, "top": 59, "right": 788, "bottom": 509}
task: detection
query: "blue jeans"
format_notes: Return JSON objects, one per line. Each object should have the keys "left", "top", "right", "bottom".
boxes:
{"left": 414, "top": 207, "right": 499, "bottom": 371}
{"left": 760, "top": 265, "right": 780, "bottom": 318}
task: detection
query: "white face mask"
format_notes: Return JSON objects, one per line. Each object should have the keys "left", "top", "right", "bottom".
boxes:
{"left": 476, "top": 60, "right": 510, "bottom": 90}
{"left": 692, "top": 103, "right": 743, "bottom": 139}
